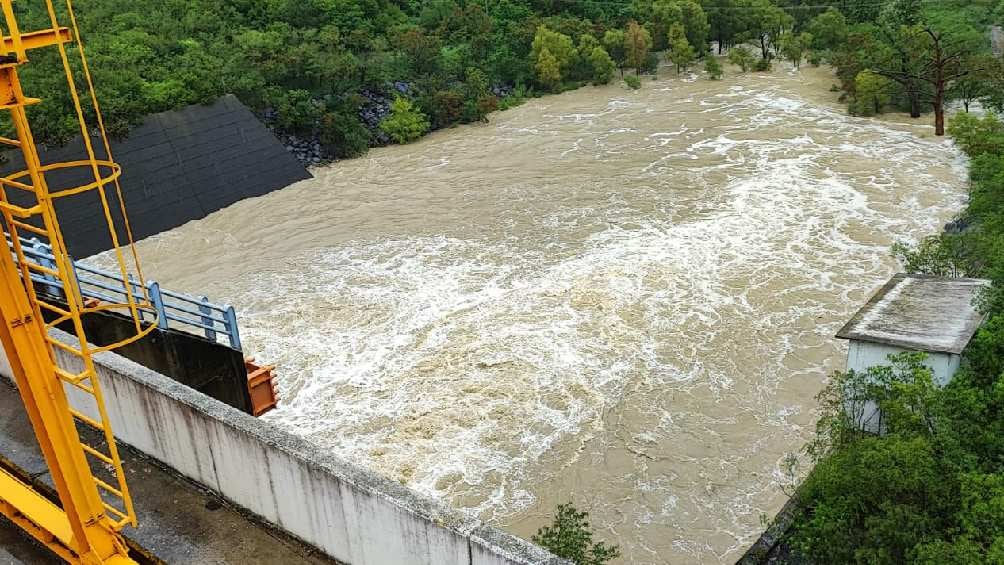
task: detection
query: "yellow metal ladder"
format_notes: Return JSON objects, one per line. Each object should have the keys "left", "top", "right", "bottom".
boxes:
{"left": 6, "top": 234, "right": 138, "bottom": 530}
{"left": 0, "top": 1, "right": 159, "bottom": 562}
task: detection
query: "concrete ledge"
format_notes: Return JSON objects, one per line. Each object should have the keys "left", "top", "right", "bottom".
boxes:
{"left": 6, "top": 329, "right": 566, "bottom": 565}
{"left": 738, "top": 495, "right": 807, "bottom": 561}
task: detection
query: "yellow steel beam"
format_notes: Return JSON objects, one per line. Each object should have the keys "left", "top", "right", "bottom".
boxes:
{"left": 0, "top": 27, "right": 71, "bottom": 56}
{"left": 0, "top": 467, "right": 74, "bottom": 546}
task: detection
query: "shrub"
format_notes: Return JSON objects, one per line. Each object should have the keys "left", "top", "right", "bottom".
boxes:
{"left": 379, "top": 97, "right": 430, "bottom": 144}
{"left": 468, "top": 95, "right": 498, "bottom": 123}
{"left": 272, "top": 89, "right": 323, "bottom": 134}
{"left": 850, "top": 69, "right": 892, "bottom": 116}
{"left": 949, "top": 112, "right": 1004, "bottom": 157}
{"left": 754, "top": 57, "right": 772, "bottom": 72}
{"left": 429, "top": 89, "right": 465, "bottom": 129}
{"left": 794, "top": 354, "right": 953, "bottom": 563}
{"left": 319, "top": 109, "right": 371, "bottom": 159}
{"left": 641, "top": 51, "right": 661, "bottom": 75}
{"left": 463, "top": 67, "right": 497, "bottom": 123}
{"left": 535, "top": 47, "right": 563, "bottom": 91}
{"left": 892, "top": 235, "right": 972, "bottom": 278}
{"left": 499, "top": 84, "right": 531, "bottom": 111}
{"left": 727, "top": 46, "right": 756, "bottom": 72}
{"left": 533, "top": 504, "right": 620, "bottom": 565}
{"left": 623, "top": 74, "right": 641, "bottom": 90}
{"left": 588, "top": 46, "right": 616, "bottom": 85}
{"left": 704, "top": 56, "right": 723, "bottom": 80}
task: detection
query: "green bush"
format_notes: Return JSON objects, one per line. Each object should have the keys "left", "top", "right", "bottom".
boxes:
{"left": 533, "top": 504, "right": 620, "bottom": 565}
{"left": 948, "top": 112, "right": 1004, "bottom": 157}
{"left": 641, "top": 51, "right": 661, "bottom": 75}
{"left": 728, "top": 46, "right": 756, "bottom": 73}
{"left": 704, "top": 56, "right": 723, "bottom": 80}
{"left": 754, "top": 57, "right": 772, "bottom": 72}
{"left": 588, "top": 46, "right": 616, "bottom": 85}
{"left": 892, "top": 235, "right": 972, "bottom": 278}
{"left": 271, "top": 89, "right": 323, "bottom": 134}
{"left": 319, "top": 107, "right": 371, "bottom": 159}
{"left": 379, "top": 97, "right": 430, "bottom": 144}
{"left": 623, "top": 74, "right": 641, "bottom": 90}
{"left": 428, "top": 89, "right": 465, "bottom": 129}
{"left": 498, "top": 84, "right": 532, "bottom": 111}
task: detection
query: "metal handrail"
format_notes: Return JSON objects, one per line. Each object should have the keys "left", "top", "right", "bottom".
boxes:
{"left": 5, "top": 233, "right": 242, "bottom": 350}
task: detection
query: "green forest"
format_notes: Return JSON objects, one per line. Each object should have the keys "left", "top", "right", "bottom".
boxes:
{"left": 9, "top": 0, "right": 1004, "bottom": 162}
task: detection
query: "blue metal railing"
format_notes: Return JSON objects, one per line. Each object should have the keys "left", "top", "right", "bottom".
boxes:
{"left": 5, "top": 233, "right": 242, "bottom": 350}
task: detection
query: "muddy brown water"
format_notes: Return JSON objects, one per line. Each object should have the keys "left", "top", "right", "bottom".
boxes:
{"left": 102, "top": 65, "right": 968, "bottom": 563}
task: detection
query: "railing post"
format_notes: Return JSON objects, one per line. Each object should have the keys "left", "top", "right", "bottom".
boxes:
{"left": 223, "top": 305, "right": 241, "bottom": 350}
{"left": 147, "top": 281, "right": 169, "bottom": 330}
{"left": 31, "top": 238, "right": 61, "bottom": 298}
{"left": 198, "top": 296, "right": 217, "bottom": 343}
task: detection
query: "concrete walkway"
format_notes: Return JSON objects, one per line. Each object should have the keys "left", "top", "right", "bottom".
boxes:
{"left": 0, "top": 379, "right": 342, "bottom": 564}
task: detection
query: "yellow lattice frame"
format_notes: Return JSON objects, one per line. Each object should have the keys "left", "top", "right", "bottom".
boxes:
{"left": 0, "top": 1, "right": 159, "bottom": 563}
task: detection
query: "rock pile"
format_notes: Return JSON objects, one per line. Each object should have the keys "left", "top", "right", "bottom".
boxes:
{"left": 279, "top": 134, "right": 324, "bottom": 166}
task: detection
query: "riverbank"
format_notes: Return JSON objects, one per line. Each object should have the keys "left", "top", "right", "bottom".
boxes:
{"left": 742, "top": 108, "right": 1004, "bottom": 564}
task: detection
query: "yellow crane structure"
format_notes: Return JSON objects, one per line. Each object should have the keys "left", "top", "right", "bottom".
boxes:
{"left": 0, "top": 1, "right": 156, "bottom": 562}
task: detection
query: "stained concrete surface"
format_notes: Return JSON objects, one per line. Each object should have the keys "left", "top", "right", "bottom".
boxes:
{"left": 0, "top": 379, "right": 342, "bottom": 564}
{"left": 837, "top": 274, "right": 990, "bottom": 355}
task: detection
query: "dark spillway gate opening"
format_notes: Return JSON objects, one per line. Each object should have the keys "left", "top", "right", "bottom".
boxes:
{"left": 42, "top": 304, "right": 254, "bottom": 414}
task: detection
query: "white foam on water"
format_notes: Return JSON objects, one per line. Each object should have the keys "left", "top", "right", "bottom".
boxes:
{"left": 255, "top": 91, "right": 958, "bottom": 519}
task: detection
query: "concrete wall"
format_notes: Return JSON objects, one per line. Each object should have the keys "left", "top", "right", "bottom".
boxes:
{"left": 846, "top": 341, "right": 959, "bottom": 386}
{"left": 0, "top": 335, "right": 565, "bottom": 565}
{"left": 844, "top": 340, "right": 960, "bottom": 432}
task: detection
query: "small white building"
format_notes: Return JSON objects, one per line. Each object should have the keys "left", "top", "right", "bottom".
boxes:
{"left": 837, "top": 274, "right": 990, "bottom": 384}
{"left": 836, "top": 274, "right": 990, "bottom": 431}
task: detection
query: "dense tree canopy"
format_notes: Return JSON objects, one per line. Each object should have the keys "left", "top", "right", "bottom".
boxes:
{"left": 6, "top": 0, "right": 723, "bottom": 159}
{"left": 5, "top": 1, "right": 1003, "bottom": 150}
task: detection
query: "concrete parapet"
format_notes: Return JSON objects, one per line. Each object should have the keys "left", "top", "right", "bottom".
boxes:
{"left": 1, "top": 331, "right": 567, "bottom": 565}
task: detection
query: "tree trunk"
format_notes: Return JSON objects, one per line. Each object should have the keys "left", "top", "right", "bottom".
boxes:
{"left": 909, "top": 89, "right": 922, "bottom": 118}
{"left": 934, "top": 100, "right": 945, "bottom": 136}
{"left": 933, "top": 56, "right": 947, "bottom": 135}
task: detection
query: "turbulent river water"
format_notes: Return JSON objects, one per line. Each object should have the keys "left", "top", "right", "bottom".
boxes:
{"left": 113, "top": 66, "right": 968, "bottom": 563}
